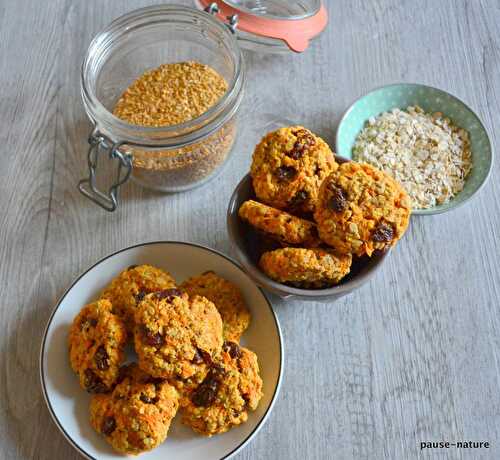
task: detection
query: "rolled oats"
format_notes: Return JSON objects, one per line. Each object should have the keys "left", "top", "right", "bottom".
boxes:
{"left": 352, "top": 106, "right": 472, "bottom": 209}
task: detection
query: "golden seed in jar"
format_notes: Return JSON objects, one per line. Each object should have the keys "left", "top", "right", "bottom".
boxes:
{"left": 112, "top": 61, "right": 235, "bottom": 190}
{"left": 113, "top": 61, "right": 228, "bottom": 127}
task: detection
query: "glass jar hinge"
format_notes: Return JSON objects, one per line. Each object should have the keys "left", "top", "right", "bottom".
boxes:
{"left": 204, "top": 3, "right": 238, "bottom": 33}
{"left": 78, "top": 128, "right": 133, "bottom": 212}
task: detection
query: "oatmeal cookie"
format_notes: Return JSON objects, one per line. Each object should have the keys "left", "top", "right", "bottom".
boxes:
{"left": 250, "top": 126, "right": 338, "bottom": 213}
{"left": 259, "top": 248, "right": 352, "bottom": 288}
{"left": 314, "top": 162, "right": 412, "bottom": 257}
{"left": 101, "top": 264, "right": 176, "bottom": 331}
{"left": 171, "top": 366, "right": 210, "bottom": 408}
{"left": 90, "top": 363, "right": 179, "bottom": 455}
{"left": 180, "top": 271, "right": 250, "bottom": 342}
{"left": 68, "top": 299, "right": 127, "bottom": 393}
{"left": 181, "top": 341, "right": 263, "bottom": 436}
{"left": 239, "top": 199, "right": 320, "bottom": 247}
{"left": 134, "top": 289, "right": 223, "bottom": 381}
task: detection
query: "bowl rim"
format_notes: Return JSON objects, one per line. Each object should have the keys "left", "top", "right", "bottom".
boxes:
{"left": 39, "top": 240, "right": 284, "bottom": 460}
{"left": 334, "top": 82, "right": 495, "bottom": 216}
{"left": 227, "top": 172, "right": 390, "bottom": 299}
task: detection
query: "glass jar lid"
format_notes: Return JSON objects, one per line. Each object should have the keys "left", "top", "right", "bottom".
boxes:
{"left": 224, "top": 0, "right": 321, "bottom": 19}
{"left": 195, "top": 0, "right": 328, "bottom": 53}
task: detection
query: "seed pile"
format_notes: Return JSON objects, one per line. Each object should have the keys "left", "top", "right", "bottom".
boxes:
{"left": 114, "top": 62, "right": 228, "bottom": 127}
{"left": 352, "top": 106, "right": 472, "bottom": 209}
{"left": 113, "top": 61, "right": 234, "bottom": 190}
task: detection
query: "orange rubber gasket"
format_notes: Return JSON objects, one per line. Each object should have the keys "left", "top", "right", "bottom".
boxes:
{"left": 198, "top": 1, "right": 328, "bottom": 52}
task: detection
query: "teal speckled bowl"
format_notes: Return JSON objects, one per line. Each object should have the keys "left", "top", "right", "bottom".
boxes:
{"left": 335, "top": 83, "right": 493, "bottom": 215}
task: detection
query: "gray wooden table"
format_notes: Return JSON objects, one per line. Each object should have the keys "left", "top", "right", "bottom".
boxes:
{"left": 1, "top": 1, "right": 499, "bottom": 459}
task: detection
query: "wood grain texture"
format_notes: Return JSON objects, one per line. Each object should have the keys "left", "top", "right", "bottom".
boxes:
{"left": 0, "top": 0, "right": 499, "bottom": 459}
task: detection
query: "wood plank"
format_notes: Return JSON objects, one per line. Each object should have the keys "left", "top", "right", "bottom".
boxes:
{"left": 0, "top": 0, "right": 68, "bottom": 458}
{"left": 0, "top": 0, "right": 499, "bottom": 459}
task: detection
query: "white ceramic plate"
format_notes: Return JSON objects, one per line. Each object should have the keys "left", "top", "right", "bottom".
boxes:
{"left": 40, "top": 241, "right": 283, "bottom": 460}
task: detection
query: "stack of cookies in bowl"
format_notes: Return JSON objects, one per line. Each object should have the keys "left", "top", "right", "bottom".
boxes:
{"left": 235, "top": 126, "right": 412, "bottom": 292}
{"left": 68, "top": 265, "right": 263, "bottom": 455}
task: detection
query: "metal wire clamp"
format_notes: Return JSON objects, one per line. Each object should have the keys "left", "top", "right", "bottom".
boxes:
{"left": 78, "top": 129, "right": 132, "bottom": 212}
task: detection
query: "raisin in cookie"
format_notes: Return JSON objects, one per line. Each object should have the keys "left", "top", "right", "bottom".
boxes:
{"left": 101, "top": 264, "right": 176, "bottom": 331}
{"left": 68, "top": 299, "right": 127, "bottom": 393}
{"left": 239, "top": 199, "right": 320, "bottom": 248}
{"left": 181, "top": 341, "right": 263, "bottom": 436}
{"left": 250, "top": 126, "right": 338, "bottom": 213}
{"left": 180, "top": 271, "right": 250, "bottom": 342}
{"left": 134, "top": 289, "right": 223, "bottom": 381}
{"left": 259, "top": 248, "right": 352, "bottom": 288}
{"left": 90, "top": 363, "right": 179, "bottom": 455}
{"left": 314, "top": 162, "right": 412, "bottom": 257}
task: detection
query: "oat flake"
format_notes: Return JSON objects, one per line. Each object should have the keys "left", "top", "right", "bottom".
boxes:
{"left": 352, "top": 105, "right": 472, "bottom": 209}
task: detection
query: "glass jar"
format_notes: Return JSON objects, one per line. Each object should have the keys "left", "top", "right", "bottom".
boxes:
{"left": 79, "top": 5, "right": 244, "bottom": 210}
{"left": 79, "top": 2, "right": 327, "bottom": 211}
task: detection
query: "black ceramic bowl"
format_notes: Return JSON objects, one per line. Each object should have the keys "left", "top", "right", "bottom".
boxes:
{"left": 227, "top": 164, "right": 390, "bottom": 301}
